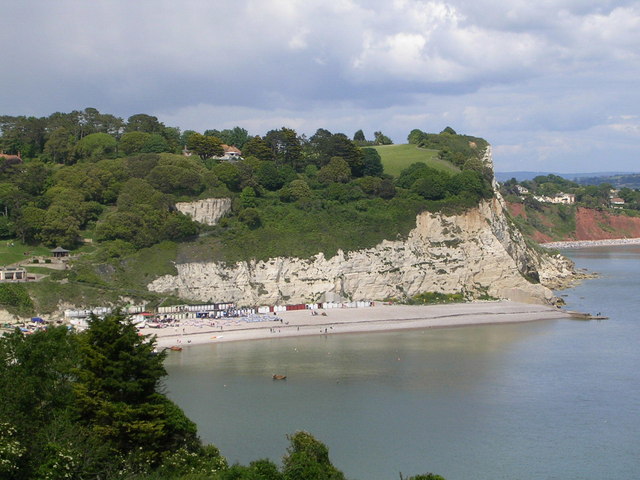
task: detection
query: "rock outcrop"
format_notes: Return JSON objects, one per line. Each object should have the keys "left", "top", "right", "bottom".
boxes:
{"left": 150, "top": 149, "right": 574, "bottom": 306}
{"left": 175, "top": 198, "right": 232, "bottom": 225}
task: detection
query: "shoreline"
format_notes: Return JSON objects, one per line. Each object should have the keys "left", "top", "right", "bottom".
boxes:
{"left": 150, "top": 301, "right": 574, "bottom": 349}
{"left": 541, "top": 237, "right": 640, "bottom": 249}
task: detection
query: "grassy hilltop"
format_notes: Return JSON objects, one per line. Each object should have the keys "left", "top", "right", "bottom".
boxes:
{"left": 372, "top": 144, "right": 455, "bottom": 177}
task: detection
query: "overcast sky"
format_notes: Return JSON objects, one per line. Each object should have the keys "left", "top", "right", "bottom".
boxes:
{"left": 1, "top": 0, "right": 639, "bottom": 172}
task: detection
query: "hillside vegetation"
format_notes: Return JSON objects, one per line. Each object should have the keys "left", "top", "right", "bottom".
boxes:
{"left": 0, "top": 111, "right": 493, "bottom": 313}
{"left": 502, "top": 174, "right": 640, "bottom": 243}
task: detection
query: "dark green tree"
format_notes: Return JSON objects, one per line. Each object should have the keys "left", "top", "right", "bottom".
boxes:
{"left": 125, "top": 114, "right": 165, "bottom": 133}
{"left": 318, "top": 157, "right": 351, "bottom": 184}
{"left": 43, "top": 127, "right": 75, "bottom": 164}
{"left": 242, "top": 136, "right": 275, "bottom": 161}
{"left": 74, "top": 133, "right": 117, "bottom": 161}
{"left": 373, "top": 131, "right": 393, "bottom": 145}
{"left": 282, "top": 431, "right": 346, "bottom": 480}
{"left": 264, "top": 127, "right": 303, "bottom": 170}
{"left": 119, "top": 131, "right": 152, "bottom": 155}
{"left": 74, "top": 312, "right": 198, "bottom": 458}
{"left": 187, "top": 133, "right": 225, "bottom": 161}
{"left": 361, "top": 148, "right": 384, "bottom": 177}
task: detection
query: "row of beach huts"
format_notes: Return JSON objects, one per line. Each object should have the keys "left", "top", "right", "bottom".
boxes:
{"left": 64, "top": 300, "right": 374, "bottom": 330}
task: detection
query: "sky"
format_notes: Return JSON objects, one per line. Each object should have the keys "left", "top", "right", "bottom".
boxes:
{"left": 1, "top": 0, "right": 639, "bottom": 173}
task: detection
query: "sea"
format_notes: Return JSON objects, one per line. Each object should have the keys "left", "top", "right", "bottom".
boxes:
{"left": 164, "top": 245, "right": 640, "bottom": 480}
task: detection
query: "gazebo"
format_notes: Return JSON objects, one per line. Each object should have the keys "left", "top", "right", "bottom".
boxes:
{"left": 51, "top": 246, "right": 70, "bottom": 258}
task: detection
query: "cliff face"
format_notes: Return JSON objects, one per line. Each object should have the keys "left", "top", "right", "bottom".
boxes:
{"left": 175, "top": 198, "right": 231, "bottom": 225}
{"left": 149, "top": 154, "right": 574, "bottom": 305}
{"left": 507, "top": 202, "right": 640, "bottom": 243}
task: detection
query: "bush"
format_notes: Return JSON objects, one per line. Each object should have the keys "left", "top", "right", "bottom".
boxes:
{"left": 0, "top": 283, "right": 34, "bottom": 311}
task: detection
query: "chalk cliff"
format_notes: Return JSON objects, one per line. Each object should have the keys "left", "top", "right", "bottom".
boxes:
{"left": 175, "top": 198, "right": 231, "bottom": 225}
{"left": 149, "top": 149, "right": 574, "bottom": 306}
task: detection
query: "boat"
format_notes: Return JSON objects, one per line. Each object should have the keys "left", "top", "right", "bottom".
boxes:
{"left": 169, "top": 346, "right": 183, "bottom": 351}
{"left": 272, "top": 374, "right": 287, "bottom": 380}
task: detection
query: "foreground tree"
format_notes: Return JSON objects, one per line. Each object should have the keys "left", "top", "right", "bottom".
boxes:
{"left": 74, "top": 312, "right": 199, "bottom": 460}
{"left": 282, "top": 431, "right": 346, "bottom": 480}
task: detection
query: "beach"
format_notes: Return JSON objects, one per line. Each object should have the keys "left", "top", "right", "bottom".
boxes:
{"left": 541, "top": 237, "right": 640, "bottom": 249}
{"left": 151, "top": 300, "right": 574, "bottom": 349}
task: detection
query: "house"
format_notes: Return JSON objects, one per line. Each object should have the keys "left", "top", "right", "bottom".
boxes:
{"left": 515, "top": 185, "right": 529, "bottom": 195}
{"left": 220, "top": 144, "right": 242, "bottom": 161}
{"left": 532, "top": 192, "right": 575, "bottom": 204}
{"left": 553, "top": 192, "right": 575, "bottom": 204}
{"left": 610, "top": 197, "right": 625, "bottom": 208}
{"left": 0, "top": 267, "right": 26, "bottom": 281}
{"left": 182, "top": 144, "right": 242, "bottom": 161}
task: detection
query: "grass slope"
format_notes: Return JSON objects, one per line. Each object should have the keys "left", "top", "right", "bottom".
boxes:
{"left": 372, "top": 144, "right": 458, "bottom": 177}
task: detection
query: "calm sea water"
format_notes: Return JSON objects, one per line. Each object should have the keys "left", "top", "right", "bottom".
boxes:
{"left": 164, "top": 246, "right": 640, "bottom": 480}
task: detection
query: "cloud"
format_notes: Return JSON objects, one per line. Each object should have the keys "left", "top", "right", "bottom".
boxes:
{"left": 1, "top": 0, "right": 639, "bottom": 172}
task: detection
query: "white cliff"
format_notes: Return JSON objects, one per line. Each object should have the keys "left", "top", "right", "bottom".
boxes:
{"left": 149, "top": 188, "right": 573, "bottom": 306}
{"left": 175, "top": 198, "right": 232, "bottom": 225}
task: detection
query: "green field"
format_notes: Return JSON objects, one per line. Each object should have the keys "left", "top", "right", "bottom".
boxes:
{"left": 0, "top": 241, "right": 51, "bottom": 267}
{"left": 372, "top": 144, "right": 459, "bottom": 177}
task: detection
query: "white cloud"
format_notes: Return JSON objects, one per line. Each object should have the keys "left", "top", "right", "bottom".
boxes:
{"left": 1, "top": 0, "right": 639, "bottom": 171}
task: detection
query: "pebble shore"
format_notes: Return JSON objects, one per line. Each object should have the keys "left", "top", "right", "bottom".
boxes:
{"left": 541, "top": 237, "right": 640, "bottom": 249}
{"left": 152, "top": 300, "right": 574, "bottom": 349}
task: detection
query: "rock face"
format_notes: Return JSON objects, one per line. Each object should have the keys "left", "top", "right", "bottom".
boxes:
{"left": 150, "top": 150, "right": 574, "bottom": 306}
{"left": 175, "top": 198, "right": 232, "bottom": 225}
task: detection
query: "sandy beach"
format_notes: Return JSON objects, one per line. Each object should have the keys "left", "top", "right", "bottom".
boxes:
{"left": 150, "top": 301, "right": 574, "bottom": 349}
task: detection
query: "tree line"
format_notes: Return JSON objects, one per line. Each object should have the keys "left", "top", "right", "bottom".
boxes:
{"left": 0, "top": 108, "right": 493, "bottom": 263}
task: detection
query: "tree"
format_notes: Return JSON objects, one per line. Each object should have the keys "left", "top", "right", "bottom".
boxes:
{"left": 74, "top": 133, "right": 117, "bottom": 161}
{"left": 205, "top": 126, "right": 250, "bottom": 148}
{"left": 353, "top": 129, "right": 366, "bottom": 142}
{"left": 361, "top": 148, "right": 384, "bottom": 177}
{"left": 39, "top": 204, "right": 81, "bottom": 248}
{"left": 279, "top": 179, "right": 313, "bottom": 204}
{"left": 256, "top": 162, "right": 285, "bottom": 191}
{"left": 318, "top": 157, "right": 351, "bottom": 184}
{"left": 43, "top": 127, "right": 75, "bottom": 164}
{"left": 242, "top": 136, "right": 274, "bottom": 161}
{"left": 240, "top": 186, "right": 257, "bottom": 207}
{"left": 282, "top": 431, "right": 346, "bottom": 480}
{"left": 412, "top": 174, "right": 448, "bottom": 200}
{"left": 142, "top": 133, "right": 170, "bottom": 153}
{"left": 125, "top": 114, "right": 164, "bottom": 133}
{"left": 407, "top": 129, "right": 425, "bottom": 144}
{"left": 212, "top": 162, "right": 242, "bottom": 191}
{"left": 74, "top": 312, "right": 198, "bottom": 458}
{"left": 187, "top": 133, "right": 224, "bottom": 161}
{"left": 373, "top": 131, "right": 393, "bottom": 145}
{"left": 264, "top": 127, "right": 303, "bottom": 170}
{"left": 15, "top": 205, "right": 46, "bottom": 243}
{"left": 119, "top": 131, "right": 151, "bottom": 155}
{"left": 239, "top": 207, "right": 261, "bottom": 228}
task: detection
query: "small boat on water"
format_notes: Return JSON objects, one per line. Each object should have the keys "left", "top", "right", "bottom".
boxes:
{"left": 169, "top": 346, "right": 183, "bottom": 351}
{"left": 272, "top": 374, "right": 287, "bottom": 380}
